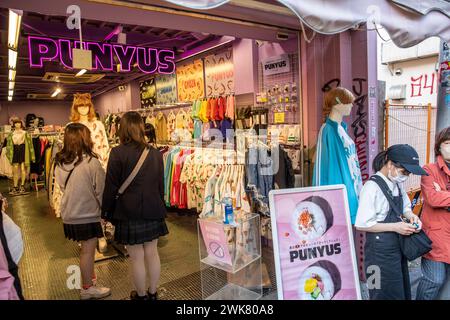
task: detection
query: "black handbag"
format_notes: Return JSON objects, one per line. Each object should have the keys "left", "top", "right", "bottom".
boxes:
{"left": 371, "top": 175, "right": 432, "bottom": 262}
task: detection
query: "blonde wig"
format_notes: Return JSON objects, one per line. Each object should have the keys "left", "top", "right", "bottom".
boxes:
{"left": 70, "top": 93, "right": 97, "bottom": 122}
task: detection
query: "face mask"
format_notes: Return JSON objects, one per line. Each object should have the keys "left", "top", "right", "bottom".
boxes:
{"left": 77, "top": 106, "right": 90, "bottom": 116}
{"left": 388, "top": 167, "right": 408, "bottom": 184}
{"left": 440, "top": 144, "right": 450, "bottom": 160}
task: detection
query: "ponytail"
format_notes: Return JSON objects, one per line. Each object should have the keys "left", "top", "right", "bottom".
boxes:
{"left": 373, "top": 150, "right": 388, "bottom": 172}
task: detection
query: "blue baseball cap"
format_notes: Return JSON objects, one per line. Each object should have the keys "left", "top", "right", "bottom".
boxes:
{"left": 387, "top": 144, "right": 428, "bottom": 176}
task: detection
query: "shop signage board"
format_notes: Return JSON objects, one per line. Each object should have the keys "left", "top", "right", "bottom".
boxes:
{"left": 269, "top": 185, "right": 361, "bottom": 300}
{"left": 262, "top": 54, "right": 290, "bottom": 76}
{"left": 140, "top": 78, "right": 157, "bottom": 108}
{"left": 155, "top": 74, "right": 178, "bottom": 105}
{"left": 27, "top": 36, "right": 175, "bottom": 74}
{"left": 198, "top": 219, "right": 233, "bottom": 266}
{"left": 176, "top": 59, "right": 205, "bottom": 101}
{"left": 204, "top": 48, "right": 234, "bottom": 97}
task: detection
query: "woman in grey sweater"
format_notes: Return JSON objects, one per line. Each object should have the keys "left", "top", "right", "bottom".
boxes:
{"left": 55, "top": 123, "right": 110, "bottom": 300}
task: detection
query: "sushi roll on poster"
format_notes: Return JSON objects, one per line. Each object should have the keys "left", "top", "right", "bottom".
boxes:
{"left": 269, "top": 185, "right": 361, "bottom": 300}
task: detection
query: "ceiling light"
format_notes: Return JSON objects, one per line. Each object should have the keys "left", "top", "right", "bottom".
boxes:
{"left": 9, "top": 90, "right": 14, "bottom": 96}
{"left": 8, "top": 96, "right": 13, "bottom": 101}
{"left": 8, "top": 49, "right": 18, "bottom": 69}
{"left": 8, "top": 9, "right": 22, "bottom": 50}
{"left": 75, "top": 69, "right": 87, "bottom": 77}
{"left": 8, "top": 69, "right": 16, "bottom": 81}
{"left": 51, "top": 88, "right": 61, "bottom": 98}
{"left": 9, "top": 82, "right": 15, "bottom": 90}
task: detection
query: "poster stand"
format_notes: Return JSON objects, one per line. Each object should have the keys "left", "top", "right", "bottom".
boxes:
{"left": 197, "top": 214, "right": 262, "bottom": 300}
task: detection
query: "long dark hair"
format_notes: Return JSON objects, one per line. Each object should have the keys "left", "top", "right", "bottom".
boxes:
{"left": 55, "top": 123, "right": 97, "bottom": 166}
{"left": 372, "top": 147, "right": 404, "bottom": 172}
{"left": 118, "top": 111, "right": 147, "bottom": 149}
{"left": 144, "top": 123, "right": 156, "bottom": 145}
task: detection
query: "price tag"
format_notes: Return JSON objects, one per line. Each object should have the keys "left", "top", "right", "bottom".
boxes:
{"left": 274, "top": 112, "right": 285, "bottom": 124}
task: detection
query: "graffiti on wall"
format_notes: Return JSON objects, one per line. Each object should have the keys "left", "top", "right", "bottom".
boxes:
{"left": 351, "top": 78, "right": 369, "bottom": 182}
{"left": 410, "top": 73, "right": 436, "bottom": 97}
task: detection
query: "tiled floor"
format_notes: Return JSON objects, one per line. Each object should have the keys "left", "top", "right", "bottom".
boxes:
{"left": 1, "top": 179, "right": 278, "bottom": 300}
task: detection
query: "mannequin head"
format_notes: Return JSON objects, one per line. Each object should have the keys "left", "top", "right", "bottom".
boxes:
{"left": 70, "top": 93, "right": 96, "bottom": 122}
{"left": 10, "top": 117, "right": 24, "bottom": 130}
{"left": 435, "top": 126, "right": 450, "bottom": 161}
{"left": 323, "top": 87, "right": 355, "bottom": 120}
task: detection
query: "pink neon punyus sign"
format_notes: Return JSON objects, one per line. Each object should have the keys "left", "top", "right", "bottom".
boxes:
{"left": 27, "top": 35, "right": 176, "bottom": 74}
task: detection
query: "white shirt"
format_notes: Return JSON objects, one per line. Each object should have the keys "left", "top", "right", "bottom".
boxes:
{"left": 355, "top": 172, "right": 412, "bottom": 229}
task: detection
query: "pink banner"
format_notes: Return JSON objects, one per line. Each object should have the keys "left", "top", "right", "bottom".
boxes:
{"left": 199, "top": 219, "right": 232, "bottom": 266}
{"left": 269, "top": 186, "right": 361, "bottom": 300}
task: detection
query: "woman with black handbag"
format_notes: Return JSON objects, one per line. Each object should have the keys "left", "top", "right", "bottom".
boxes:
{"left": 102, "top": 112, "right": 168, "bottom": 300}
{"left": 355, "top": 144, "right": 428, "bottom": 300}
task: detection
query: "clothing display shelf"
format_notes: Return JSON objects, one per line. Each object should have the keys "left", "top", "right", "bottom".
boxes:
{"left": 198, "top": 214, "right": 262, "bottom": 300}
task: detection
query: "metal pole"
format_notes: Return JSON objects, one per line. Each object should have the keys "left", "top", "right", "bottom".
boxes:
{"left": 385, "top": 100, "right": 389, "bottom": 150}
{"left": 426, "top": 103, "right": 432, "bottom": 164}
{"left": 436, "top": 40, "right": 450, "bottom": 133}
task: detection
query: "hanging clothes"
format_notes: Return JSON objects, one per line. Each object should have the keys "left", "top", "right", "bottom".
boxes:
{"left": 226, "top": 95, "right": 235, "bottom": 120}
{"left": 155, "top": 112, "right": 168, "bottom": 143}
{"left": 167, "top": 111, "right": 176, "bottom": 141}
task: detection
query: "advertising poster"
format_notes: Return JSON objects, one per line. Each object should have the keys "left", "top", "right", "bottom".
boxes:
{"left": 140, "top": 78, "right": 157, "bottom": 108}
{"left": 156, "top": 73, "right": 178, "bottom": 105}
{"left": 204, "top": 48, "right": 234, "bottom": 97}
{"left": 176, "top": 59, "right": 205, "bottom": 102}
{"left": 199, "top": 219, "right": 233, "bottom": 266}
{"left": 269, "top": 185, "right": 361, "bottom": 300}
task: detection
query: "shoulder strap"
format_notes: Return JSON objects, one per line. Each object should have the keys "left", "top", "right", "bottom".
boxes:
{"left": 117, "top": 147, "right": 149, "bottom": 198}
{"left": 64, "top": 168, "right": 75, "bottom": 189}
{"left": 370, "top": 175, "right": 403, "bottom": 216}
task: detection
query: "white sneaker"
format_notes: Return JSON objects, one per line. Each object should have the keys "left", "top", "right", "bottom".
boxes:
{"left": 98, "top": 237, "right": 108, "bottom": 253}
{"left": 80, "top": 285, "right": 111, "bottom": 300}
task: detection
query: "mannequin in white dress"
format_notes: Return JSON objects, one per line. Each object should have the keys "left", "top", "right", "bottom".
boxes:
{"left": 70, "top": 93, "right": 110, "bottom": 169}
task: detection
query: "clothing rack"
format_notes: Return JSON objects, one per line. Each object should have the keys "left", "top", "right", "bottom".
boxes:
{"left": 113, "top": 103, "right": 192, "bottom": 116}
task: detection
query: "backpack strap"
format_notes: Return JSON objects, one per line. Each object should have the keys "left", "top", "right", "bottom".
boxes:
{"left": 369, "top": 175, "right": 403, "bottom": 217}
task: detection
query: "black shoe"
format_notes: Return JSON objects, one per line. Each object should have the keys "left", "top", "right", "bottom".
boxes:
{"left": 147, "top": 289, "right": 158, "bottom": 301}
{"left": 130, "top": 291, "right": 149, "bottom": 300}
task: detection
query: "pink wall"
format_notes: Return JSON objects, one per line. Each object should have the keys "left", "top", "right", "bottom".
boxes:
{"left": 233, "top": 39, "right": 259, "bottom": 96}
{"left": 94, "top": 80, "right": 141, "bottom": 117}
{"left": 301, "top": 33, "right": 342, "bottom": 148}
{"left": 258, "top": 38, "right": 299, "bottom": 61}
{"left": 0, "top": 101, "right": 72, "bottom": 126}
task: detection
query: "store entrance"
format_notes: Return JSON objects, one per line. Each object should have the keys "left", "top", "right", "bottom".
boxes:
{"left": 0, "top": 7, "right": 300, "bottom": 299}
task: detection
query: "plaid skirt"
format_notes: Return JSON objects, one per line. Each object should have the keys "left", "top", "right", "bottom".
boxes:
{"left": 63, "top": 222, "right": 103, "bottom": 242}
{"left": 113, "top": 219, "right": 169, "bottom": 245}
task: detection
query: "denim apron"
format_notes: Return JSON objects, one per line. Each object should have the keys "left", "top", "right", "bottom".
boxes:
{"left": 364, "top": 175, "right": 411, "bottom": 300}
